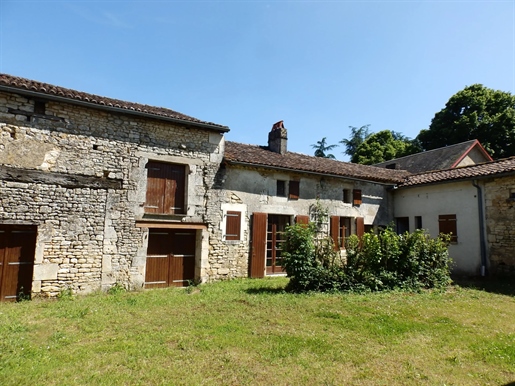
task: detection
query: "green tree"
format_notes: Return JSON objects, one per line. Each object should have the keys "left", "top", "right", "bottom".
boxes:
{"left": 311, "top": 137, "right": 338, "bottom": 159}
{"left": 340, "top": 125, "right": 371, "bottom": 158}
{"left": 352, "top": 130, "right": 421, "bottom": 165}
{"left": 351, "top": 130, "right": 421, "bottom": 165}
{"left": 417, "top": 84, "right": 515, "bottom": 159}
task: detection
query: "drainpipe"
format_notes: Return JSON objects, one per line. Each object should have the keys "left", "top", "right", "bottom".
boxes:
{"left": 472, "top": 180, "right": 487, "bottom": 276}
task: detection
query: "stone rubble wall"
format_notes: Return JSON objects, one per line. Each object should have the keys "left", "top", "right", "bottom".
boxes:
{"left": 0, "top": 91, "right": 226, "bottom": 296}
{"left": 484, "top": 175, "right": 515, "bottom": 276}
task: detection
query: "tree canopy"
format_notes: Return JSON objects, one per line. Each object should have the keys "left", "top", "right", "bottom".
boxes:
{"left": 352, "top": 130, "right": 421, "bottom": 165}
{"left": 417, "top": 84, "right": 515, "bottom": 159}
{"left": 340, "top": 125, "right": 370, "bottom": 158}
{"left": 311, "top": 137, "right": 338, "bottom": 159}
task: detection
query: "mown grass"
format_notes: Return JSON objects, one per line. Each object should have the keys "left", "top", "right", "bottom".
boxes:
{"left": 0, "top": 277, "right": 514, "bottom": 385}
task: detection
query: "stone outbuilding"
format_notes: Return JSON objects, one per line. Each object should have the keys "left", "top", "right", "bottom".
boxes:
{"left": 0, "top": 73, "right": 228, "bottom": 300}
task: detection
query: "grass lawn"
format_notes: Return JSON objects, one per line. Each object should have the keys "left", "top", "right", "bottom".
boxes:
{"left": 0, "top": 277, "right": 514, "bottom": 385}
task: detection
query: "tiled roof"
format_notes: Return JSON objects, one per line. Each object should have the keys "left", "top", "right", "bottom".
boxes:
{"left": 373, "top": 140, "right": 491, "bottom": 173}
{"left": 224, "top": 141, "right": 409, "bottom": 184}
{"left": 0, "top": 74, "right": 228, "bottom": 132}
{"left": 399, "top": 156, "right": 515, "bottom": 187}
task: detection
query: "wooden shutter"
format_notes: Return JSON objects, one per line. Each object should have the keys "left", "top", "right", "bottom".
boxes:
{"left": 353, "top": 189, "right": 362, "bottom": 206}
{"left": 145, "top": 162, "right": 186, "bottom": 214}
{"left": 295, "top": 215, "right": 310, "bottom": 225}
{"left": 438, "top": 214, "right": 457, "bottom": 242}
{"left": 330, "top": 216, "right": 340, "bottom": 251}
{"left": 249, "top": 213, "right": 267, "bottom": 278}
{"left": 356, "top": 217, "right": 365, "bottom": 238}
{"left": 226, "top": 211, "right": 241, "bottom": 241}
{"left": 289, "top": 181, "right": 300, "bottom": 200}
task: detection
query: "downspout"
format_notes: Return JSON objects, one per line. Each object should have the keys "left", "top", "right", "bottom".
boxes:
{"left": 472, "top": 180, "right": 487, "bottom": 276}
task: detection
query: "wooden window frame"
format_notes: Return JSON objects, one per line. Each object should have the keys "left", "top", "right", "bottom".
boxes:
{"left": 289, "top": 180, "right": 300, "bottom": 200}
{"left": 225, "top": 211, "right": 242, "bottom": 241}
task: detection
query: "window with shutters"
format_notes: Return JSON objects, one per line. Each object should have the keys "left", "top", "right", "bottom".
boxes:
{"left": 225, "top": 211, "right": 242, "bottom": 241}
{"left": 439, "top": 214, "right": 458, "bottom": 243}
{"left": 144, "top": 161, "right": 186, "bottom": 215}
{"left": 330, "top": 216, "right": 352, "bottom": 249}
{"left": 289, "top": 180, "right": 300, "bottom": 200}
{"left": 353, "top": 189, "right": 362, "bottom": 205}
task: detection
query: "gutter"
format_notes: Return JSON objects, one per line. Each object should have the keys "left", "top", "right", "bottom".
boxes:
{"left": 224, "top": 159, "right": 404, "bottom": 186}
{"left": 0, "top": 85, "right": 230, "bottom": 134}
{"left": 472, "top": 179, "right": 487, "bottom": 276}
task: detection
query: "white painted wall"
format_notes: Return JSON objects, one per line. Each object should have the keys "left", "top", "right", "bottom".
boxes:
{"left": 394, "top": 180, "right": 483, "bottom": 275}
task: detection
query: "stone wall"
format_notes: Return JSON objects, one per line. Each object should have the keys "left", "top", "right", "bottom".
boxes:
{"left": 0, "top": 91, "right": 225, "bottom": 296}
{"left": 485, "top": 175, "right": 515, "bottom": 275}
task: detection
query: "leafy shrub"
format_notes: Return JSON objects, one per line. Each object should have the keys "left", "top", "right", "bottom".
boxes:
{"left": 282, "top": 224, "right": 452, "bottom": 293}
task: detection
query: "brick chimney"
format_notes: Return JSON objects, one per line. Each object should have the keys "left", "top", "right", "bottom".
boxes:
{"left": 268, "top": 120, "right": 287, "bottom": 155}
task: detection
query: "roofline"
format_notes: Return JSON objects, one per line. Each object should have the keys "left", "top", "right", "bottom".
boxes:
{"left": 450, "top": 139, "right": 493, "bottom": 168}
{"left": 397, "top": 169, "right": 515, "bottom": 189}
{"left": 0, "top": 84, "right": 230, "bottom": 134}
{"left": 224, "top": 159, "right": 402, "bottom": 185}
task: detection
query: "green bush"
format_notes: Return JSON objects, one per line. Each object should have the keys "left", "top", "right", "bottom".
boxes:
{"left": 282, "top": 224, "right": 452, "bottom": 293}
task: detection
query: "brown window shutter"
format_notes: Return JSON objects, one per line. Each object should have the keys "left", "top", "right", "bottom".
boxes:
{"left": 353, "top": 189, "right": 362, "bottom": 206}
{"left": 356, "top": 217, "right": 365, "bottom": 238}
{"left": 225, "top": 211, "right": 241, "bottom": 240}
{"left": 295, "top": 215, "right": 310, "bottom": 225}
{"left": 289, "top": 180, "right": 300, "bottom": 200}
{"left": 145, "top": 162, "right": 186, "bottom": 214}
{"left": 249, "top": 213, "right": 267, "bottom": 278}
{"left": 438, "top": 214, "right": 457, "bottom": 242}
{"left": 330, "top": 216, "right": 340, "bottom": 251}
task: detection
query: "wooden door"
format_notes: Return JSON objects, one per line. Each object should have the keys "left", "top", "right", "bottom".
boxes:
{"left": 145, "top": 229, "right": 196, "bottom": 288}
{"left": 266, "top": 215, "right": 289, "bottom": 274}
{"left": 249, "top": 213, "right": 267, "bottom": 278}
{"left": 0, "top": 225, "right": 37, "bottom": 302}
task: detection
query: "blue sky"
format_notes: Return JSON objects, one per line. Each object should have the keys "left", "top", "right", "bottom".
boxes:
{"left": 1, "top": 1, "right": 514, "bottom": 160}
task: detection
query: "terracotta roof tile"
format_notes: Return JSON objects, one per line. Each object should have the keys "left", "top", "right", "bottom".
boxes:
{"left": 0, "top": 73, "right": 228, "bottom": 131}
{"left": 224, "top": 141, "right": 409, "bottom": 184}
{"left": 399, "top": 156, "right": 515, "bottom": 187}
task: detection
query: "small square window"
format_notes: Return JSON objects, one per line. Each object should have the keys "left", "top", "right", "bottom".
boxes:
{"left": 289, "top": 180, "right": 300, "bottom": 200}
{"left": 343, "top": 189, "right": 351, "bottom": 203}
{"left": 34, "top": 101, "right": 46, "bottom": 115}
{"left": 353, "top": 189, "right": 362, "bottom": 206}
{"left": 277, "top": 180, "right": 286, "bottom": 197}
{"left": 415, "top": 216, "right": 422, "bottom": 229}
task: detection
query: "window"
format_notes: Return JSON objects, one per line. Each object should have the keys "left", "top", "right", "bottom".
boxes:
{"left": 144, "top": 161, "right": 186, "bottom": 214}
{"left": 34, "top": 101, "right": 46, "bottom": 115}
{"left": 276, "top": 180, "right": 286, "bottom": 197}
{"left": 385, "top": 163, "right": 397, "bottom": 170}
{"left": 330, "top": 216, "right": 352, "bottom": 249}
{"left": 395, "top": 217, "right": 409, "bottom": 234}
{"left": 353, "top": 189, "right": 362, "bottom": 206}
{"left": 415, "top": 216, "right": 422, "bottom": 229}
{"left": 343, "top": 189, "right": 351, "bottom": 203}
{"left": 225, "top": 211, "right": 241, "bottom": 241}
{"left": 289, "top": 180, "right": 300, "bottom": 200}
{"left": 439, "top": 214, "right": 457, "bottom": 243}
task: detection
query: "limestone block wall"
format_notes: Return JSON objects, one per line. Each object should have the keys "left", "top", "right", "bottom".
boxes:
{"left": 0, "top": 91, "right": 225, "bottom": 295}
{"left": 484, "top": 175, "right": 515, "bottom": 275}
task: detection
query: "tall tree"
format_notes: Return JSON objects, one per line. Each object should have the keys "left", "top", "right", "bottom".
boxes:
{"left": 352, "top": 130, "right": 421, "bottom": 165}
{"left": 340, "top": 125, "right": 371, "bottom": 158}
{"left": 417, "top": 84, "right": 515, "bottom": 159}
{"left": 311, "top": 137, "right": 338, "bottom": 159}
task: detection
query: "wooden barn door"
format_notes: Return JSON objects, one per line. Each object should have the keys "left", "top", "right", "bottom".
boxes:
{"left": 0, "top": 225, "right": 37, "bottom": 302}
{"left": 145, "top": 229, "right": 196, "bottom": 288}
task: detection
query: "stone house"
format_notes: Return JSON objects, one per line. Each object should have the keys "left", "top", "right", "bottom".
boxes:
{"left": 0, "top": 74, "right": 229, "bottom": 300}
{"left": 218, "top": 121, "right": 407, "bottom": 278}
{"left": 1, "top": 74, "right": 513, "bottom": 301}
{"left": 393, "top": 157, "right": 515, "bottom": 276}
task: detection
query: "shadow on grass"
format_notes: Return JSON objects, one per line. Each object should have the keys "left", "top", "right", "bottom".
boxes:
{"left": 452, "top": 276, "right": 515, "bottom": 297}
{"left": 245, "top": 286, "right": 288, "bottom": 295}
